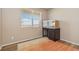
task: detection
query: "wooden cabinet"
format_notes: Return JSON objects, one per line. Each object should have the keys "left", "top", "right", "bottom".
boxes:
{"left": 47, "top": 29, "right": 55, "bottom": 40}
{"left": 43, "top": 27, "right": 60, "bottom": 41}
{"left": 54, "top": 29, "right": 60, "bottom": 40}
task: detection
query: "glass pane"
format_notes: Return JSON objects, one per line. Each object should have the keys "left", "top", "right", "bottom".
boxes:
{"left": 32, "top": 15, "right": 40, "bottom": 25}
{"left": 21, "top": 12, "right": 32, "bottom": 27}
{"left": 21, "top": 18, "right": 32, "bottom": 26}
{"left": 21, "top": 11, "right": 40, "bottom": 27}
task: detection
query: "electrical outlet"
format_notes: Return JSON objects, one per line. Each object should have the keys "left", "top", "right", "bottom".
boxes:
{"left": 11, "top": 36, "right": 15, "bottom": 40}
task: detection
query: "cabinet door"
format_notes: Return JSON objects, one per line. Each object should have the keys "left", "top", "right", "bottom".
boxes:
{"left": 43, "top": 28, "right": 48, "bottom": 37}
{"left": 48, "top": 29, "right": 55, "bottom": 40}
{"left": 55, "top": 29, "right": 60, "bottom": 40}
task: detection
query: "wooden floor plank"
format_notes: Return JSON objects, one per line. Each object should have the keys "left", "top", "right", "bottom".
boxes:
{"left": 18, "top": 37, "right": 79, "bottom": 51}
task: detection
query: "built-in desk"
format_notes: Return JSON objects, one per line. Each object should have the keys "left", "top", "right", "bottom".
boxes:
{"left": 42, "top": 27, "right": 60, "bottom": 41}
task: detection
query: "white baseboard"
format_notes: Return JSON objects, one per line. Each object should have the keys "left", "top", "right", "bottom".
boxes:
{"left": 1, "top": 36, "right": 42, "bottom": 48}
{"left": 61, "top": 39, "right": 79, "bottom": 46}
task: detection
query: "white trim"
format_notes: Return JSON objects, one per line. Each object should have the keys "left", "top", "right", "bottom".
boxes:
{"left": 1, "top": 36, "right": 42, "bottom": 48}
{"left": 61, "top": 39, "right": 79, "bottom": 46}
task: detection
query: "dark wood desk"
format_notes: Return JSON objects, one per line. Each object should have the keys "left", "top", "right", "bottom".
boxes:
{"left": 42, "top": 27, "right": 60, "bottom": 41}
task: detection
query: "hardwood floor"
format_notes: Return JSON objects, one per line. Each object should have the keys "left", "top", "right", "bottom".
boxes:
{"left": 1, "top": 44, "right": 17, "bottom": 51}
{"left": 18, "top": 37, "right": 79, "bottom": 51}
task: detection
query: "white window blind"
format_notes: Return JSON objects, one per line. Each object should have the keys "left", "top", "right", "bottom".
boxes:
{"left": 21, "top": 11, "right": 41, "bottom": 27}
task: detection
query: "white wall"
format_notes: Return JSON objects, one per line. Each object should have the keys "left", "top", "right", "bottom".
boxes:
{"left": 0, "top": 9, "right": 2, "bottom": 46}
{"left": 2, "top": 8, "right": 48, "bottom": 45}
{"left": 49, "top": 8, "right": 79, "bottom": 45}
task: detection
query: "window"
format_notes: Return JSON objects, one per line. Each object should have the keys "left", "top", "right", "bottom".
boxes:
{"left": 21, "top": 11, "right": 41, "bottom": 27}
{"left": 32, "top": 14, "right": 40, "bottom": 27}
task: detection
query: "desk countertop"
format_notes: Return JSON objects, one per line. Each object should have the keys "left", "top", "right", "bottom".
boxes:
{"left": 43, "top": 26, "right": 60, "bottom": 29}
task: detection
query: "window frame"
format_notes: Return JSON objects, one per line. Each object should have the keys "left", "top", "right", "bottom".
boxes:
{"left": 20, "top": 10, "right": 42, "bottom": 28}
